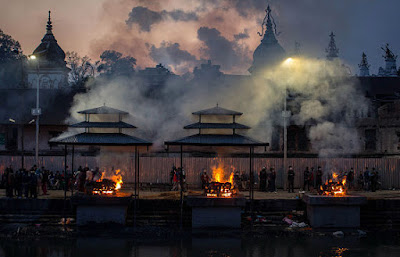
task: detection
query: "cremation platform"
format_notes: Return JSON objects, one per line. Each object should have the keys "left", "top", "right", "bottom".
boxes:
{"left": 303, "top": 194, "right": 367, "bottom": 228}
{"left": 71, "top": 195, "right": 132, "bottom": 226}
{"left": 187, "top": 195, "right": 246, "bottom": 228}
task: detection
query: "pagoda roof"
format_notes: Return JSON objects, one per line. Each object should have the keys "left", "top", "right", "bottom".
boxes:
{"left": 78, "top": 105, "right": 128, "bottom": 115}
{"left": 49, "top": 133, "right": 151, "bottom": 146}
{"left": 184, "top": 122, "right": 250, "bottom": 129}
{"left": 70, "top": 121, "right": 136, "bottom": 129}
{"left": 165, "top": 134, "right": 268, "bottom": 147}
{"left": 192, "top": 106, "right": 242, "bottom": 116}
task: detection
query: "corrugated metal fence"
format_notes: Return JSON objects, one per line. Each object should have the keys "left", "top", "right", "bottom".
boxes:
{"left": 1, "top": 156, "right": 400, "bottom": 189}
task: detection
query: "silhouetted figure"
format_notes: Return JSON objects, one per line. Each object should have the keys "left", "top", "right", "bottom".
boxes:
{"left": 268, "top": 167, "right": 276, "bottom": 192}
{"left": 259, "top": 167, "right": 267, "bottom": 192}
{"left": 29, "top": 171, "right": 37, "bottom": 198}
{"left": 288, "top": 166, "right": 295, "bottom": 193}
{"left": 370, "top": 168, "right": 377, "bottom": 192}
{"left": 303, "top": 167, "right": 310, "bottom": 191}
{"left": 170, "top": 165, "right": 177, "bottom": 185}
{"left": 316, "top": 166, "right": 323, "bottom": 189}
{"left": 364, "top": 167, "right": 370, "bottom": 191}
{"left": 347, "top": 168, "right": 354, "bottom": 189}
{"left": 200, "top": 169, "right": 209, "bottom": 189}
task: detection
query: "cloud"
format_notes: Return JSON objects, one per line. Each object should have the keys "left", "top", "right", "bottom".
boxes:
{"left": 126, "top": 6, "right": 198, "bottom": 32}
{"left": 234, "top": 30, "right": 249, "bottom": 40}
{"left": 197, "top": 27, "right": 243, "bottom": 70}
{"left": 149, "top": 41, "right": 199, "bottom": 73}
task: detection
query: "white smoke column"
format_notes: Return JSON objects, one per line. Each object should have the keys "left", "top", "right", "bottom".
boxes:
{"left": 62, "top": 57, "right": 369, "bottom": 178}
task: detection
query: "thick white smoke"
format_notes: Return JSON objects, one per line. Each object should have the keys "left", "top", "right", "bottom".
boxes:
{"left": 64, "top": 57, "right": 368, "bottom": 158}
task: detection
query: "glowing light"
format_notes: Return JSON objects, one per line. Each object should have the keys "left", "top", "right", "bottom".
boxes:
{"left": 29, "top": 55, "right": 36, "bottom": 60}
{"left": 283, "top": 57, "right": 294, "bottom": 66}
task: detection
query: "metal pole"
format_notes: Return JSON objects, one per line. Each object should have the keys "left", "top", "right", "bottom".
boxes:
{"left": 134, "top": 146, "right": 137, "bottom": 229}
{"left": 283, "top": 88, "right": 288, "bottom": 191}
{"left": 35, "top": 66, "right": 40, "bottom": 166}
{"left": 249, "top": 147, "right": 253, "bottom": 211}
{"left": 21, "top": 124, "right": 24, "bottom": 169}
{"left": 71, "top": 146, "right": 74, "bottom": 196}
{"left": 137, "top": 148, "right": 140, "bottom": 199}
{"left": 180, "top": 144, "right": 183, "bottom": 229}
{"left": 63, "top": 144, "right": 67, "bottom": 228}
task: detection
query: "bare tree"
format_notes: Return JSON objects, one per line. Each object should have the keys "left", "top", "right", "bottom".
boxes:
{"left": 66, "top": 51, "right": 96, "bottom": 88}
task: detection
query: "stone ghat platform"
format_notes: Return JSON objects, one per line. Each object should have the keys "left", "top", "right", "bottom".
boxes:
{"left": 71, "top": 195, "right": 132, "bottom": 226}
{"left": 0, "top": 195, "right": 399, "bottom": 230}
{"left": 187, "top": 195, "right": 246, "bottom": 228}
{"left": 303, "top": 194, "right": 367, "bottom": 228}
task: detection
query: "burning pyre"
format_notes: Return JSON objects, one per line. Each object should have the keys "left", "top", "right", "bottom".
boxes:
{"left": 319, "top": 172, "right": 347, "bottom": 197}
{"left": 205, "top": 164, "right": 237, "bottom": 198}
{"left": 92, "top": 169, "right": 123, "bottom": 195}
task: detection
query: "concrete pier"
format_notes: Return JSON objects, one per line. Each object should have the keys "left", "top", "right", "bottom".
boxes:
{"left": 303, "top": 194, "right": 367, "bottom": 228}
{"left": 186, "top": 195, "right": 246, "bottom": 228}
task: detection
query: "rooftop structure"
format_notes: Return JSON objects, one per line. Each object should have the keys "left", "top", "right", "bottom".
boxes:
{"left": 50, "top": 105, "right": 151, "bottom": 146}
{"left": 378, "top": 44, "right": 398, "bottom": 77}
{"left": 27, "top": 11, "right": 69, "bottom": 89}
{"left": 165, "top": 105, "right": 268, "bottom": 147}
{"left": 326, "top": 32, "right": 339, "bottom": 60}
{"left": 359, "top": 52, "right": 371, "bottom": 77}
{"left": 248, "top": 5, "right": 286, "bottom": 74}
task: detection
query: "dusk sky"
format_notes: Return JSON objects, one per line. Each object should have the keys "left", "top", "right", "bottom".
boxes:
{"left": 1, "top": 0, "right": 400, "bottom": 75}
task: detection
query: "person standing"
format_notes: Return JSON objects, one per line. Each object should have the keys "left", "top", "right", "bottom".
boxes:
{"left": 364, "top": 167, "right": 370, "bottom": 191}
{"left": 171, "top": 168, "right": 179, "bottom": 191}
{"left": 347, "top": 168, "right": 355, "bottom": 189}
{"left": 22, "top": 170, "right": 30, "bottom": 198}
{"left": 316, "top": 166, "right": 323, "bottom": 190}
{"left": 170, "top": 165, "right": 177, "bottom": 185}
{"left": 303, "top": 167, "right": 310, "bottom": 191}
{"left": 288, "top": 166, "right": 295, "bottom": 193}
{"left": 269, "top": 167, "right": 276, "bottom": 193}
{"left": 259, "top": 167, "right": 267, "bottom": 192}
{"left": 370, "top": 168, "right": 377, "bottom": 192}
{"left": 29, "top": 171, "right": 37, "bottom": 198}
{"left": 41, "top": 169, "right": 49, "bottom": 195}
{"left": 200, "top": 169, "right": 209, "bottom": 189}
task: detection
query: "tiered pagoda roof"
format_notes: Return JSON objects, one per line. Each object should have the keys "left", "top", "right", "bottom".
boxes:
{"left": 165, "top": 105, "right": 268, "bottom": 147}
{"left": 50, "top": 105, "right": 151, "bottom": 146}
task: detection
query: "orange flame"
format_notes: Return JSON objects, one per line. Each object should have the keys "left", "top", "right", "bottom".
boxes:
{"left": 211, "top": 164, "right": 233, "bottom": 184}
{"left": 320, "top": 172, "right": 347, "bottom": 197}
{"left": 112, "top": 169, "right": 123, "bottom": 190}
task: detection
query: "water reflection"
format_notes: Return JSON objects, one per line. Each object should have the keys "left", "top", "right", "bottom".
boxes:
{"left": 0, "top": 235, "right": 400, "bottom": 257}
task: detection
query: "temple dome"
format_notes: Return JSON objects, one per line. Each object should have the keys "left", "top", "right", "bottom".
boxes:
{"left": 32, "top": 11, "right": 66, "bottom": 68}
{"left": 249, "top": 6, "right": 286, "bottom": 74}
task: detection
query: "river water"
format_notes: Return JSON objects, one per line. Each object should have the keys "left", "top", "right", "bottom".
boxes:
{"left": 0, "top": 234, "right": 399, "bottom": 257}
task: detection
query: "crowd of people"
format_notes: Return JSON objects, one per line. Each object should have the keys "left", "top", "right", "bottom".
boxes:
{"left": 1, "top": 165, "right": 109, "bottom": 198}
{"left": 257, "top": 166, "right": 381, "bottom": 193}
{"left": 1, "top": 165, "right": 67, "bottom": 198}
{"left": 170, "top": 165, "right": 187, "bottom": 191}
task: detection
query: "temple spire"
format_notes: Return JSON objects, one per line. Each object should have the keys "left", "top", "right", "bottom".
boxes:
{"left": 358, "top": 52, "right": 370, "bottom": 77}
{"left": 46, "top": 10, "right": 53, "bottom": 34}
{"left": 326, "top": 32, "right": 339, "bottom": 60}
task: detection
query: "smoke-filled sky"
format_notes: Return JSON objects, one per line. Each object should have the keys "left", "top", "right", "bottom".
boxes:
{"left": 1, "top": 0, "right": 399, "bottom": 74}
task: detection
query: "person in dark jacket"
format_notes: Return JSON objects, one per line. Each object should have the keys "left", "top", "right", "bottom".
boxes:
{"left": 22, "top": 170, "right": 30, "bottom": 198}
{"left": 29, "top": 171, "right": 37, "bottom": 198}
{"left": 268, "top": 167, "right": 276, "bottom": 192}
{"left": 316, "top": 166, "right": 323, "bottom": 190}
{"left": 303, "top": 167, "right": 310, "bottom": 191}
{"left": 288, "top": 166, "right": 295, "bottom": 193}
{"left": 259, "top": 167, "right": 267, "bottom": 192}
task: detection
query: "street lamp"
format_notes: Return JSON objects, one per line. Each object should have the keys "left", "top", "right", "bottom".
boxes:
{"left": 29, "top": 55, "right": 41, "bottom": 167}
{"left": 282, "top": 57, "right": 294, "bottom": 190}
{"left": 9, "top": 118, "right": 35, "bottom": 169}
